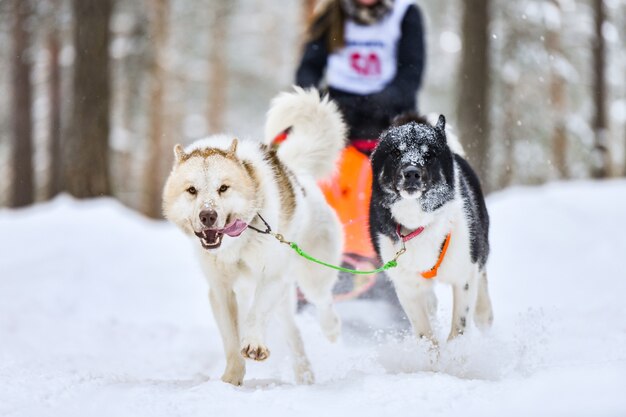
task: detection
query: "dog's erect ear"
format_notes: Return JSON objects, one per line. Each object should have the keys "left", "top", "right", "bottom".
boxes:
{"left": 436, "top": 115, "right": 446, "bottom": 132}
{"left": 173, "top": 144, "right": 186, "bottom": 163}
{"left": 435, "top": 115, "right": 448, "bottom": 145}
{"left": 227, "top": 138, "right": 238, "bottom": 156}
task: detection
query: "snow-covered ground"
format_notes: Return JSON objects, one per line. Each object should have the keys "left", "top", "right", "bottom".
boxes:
{"left": 1, "top": 180, "right": 625, "bottom": 417}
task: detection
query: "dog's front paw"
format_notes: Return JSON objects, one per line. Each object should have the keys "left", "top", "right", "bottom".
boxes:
{"left": 221, "top": 369, "right": 245, "bottom": 386}
{"left": 221, "top": 358, "right": 246, "bottom": 386}
{"left": 241, "top": 342, "right": 270, "bottom": 361}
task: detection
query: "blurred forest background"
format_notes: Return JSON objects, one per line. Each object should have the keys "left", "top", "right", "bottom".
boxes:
{"left": 0, "top": 0, "right": 624, "bottom": 218}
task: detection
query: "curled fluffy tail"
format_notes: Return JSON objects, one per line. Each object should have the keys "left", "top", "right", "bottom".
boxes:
{"left": 264, "top": 87, "right": 347, "bottom": 180}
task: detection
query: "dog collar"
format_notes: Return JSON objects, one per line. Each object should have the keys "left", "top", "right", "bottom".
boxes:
{"left": 395, "top": 224, "right": 452, "bottom": 279}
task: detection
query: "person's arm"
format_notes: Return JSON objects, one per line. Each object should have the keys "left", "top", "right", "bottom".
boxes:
{"left": 391, "top": 4, "right": 425, "bottom": 102}
{"left": 359, "top": 5, "right": 425, "bottom": 115}
{"left": 295, "top": 35, "right": 329, "bottom": 88}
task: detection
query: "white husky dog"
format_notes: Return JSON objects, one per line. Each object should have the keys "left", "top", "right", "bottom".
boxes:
{"left": 162, "top": 88, "right": 346, "bottom": 385}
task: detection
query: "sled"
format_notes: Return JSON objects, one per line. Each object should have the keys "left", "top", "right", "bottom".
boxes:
{"left": 318, "top": 143, "right": 380, "bottom": 301}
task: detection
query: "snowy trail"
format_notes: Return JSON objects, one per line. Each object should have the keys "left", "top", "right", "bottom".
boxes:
{"left": 1, "top": 180, "right": 625, "bottom": 417}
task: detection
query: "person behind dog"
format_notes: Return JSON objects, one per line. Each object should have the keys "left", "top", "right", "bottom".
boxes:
{"left": 286, "top": 0, "right": 426, "bottom": 305}
{"left": 295, "top": 0, "right": 425, "bottom": 155}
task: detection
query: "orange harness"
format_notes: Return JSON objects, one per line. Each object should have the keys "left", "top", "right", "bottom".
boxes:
{"left": 271, "top": 127, "right": 292, "bottom": 146}
{"left": 420, "top": 233, "right": 451, "bottom": 279}
{"left": 396, "top": 224, "right": 451, "bottom": 279}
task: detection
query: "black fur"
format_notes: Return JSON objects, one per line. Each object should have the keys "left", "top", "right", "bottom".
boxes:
{"left": 369, "top": 115, "right": 490, "bottom": 269}
{"left": 454, "top": 154, "right": 490, "bottom": 267}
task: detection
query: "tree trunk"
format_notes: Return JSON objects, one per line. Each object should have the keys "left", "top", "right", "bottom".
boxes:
{"left": 207, "top": 1, "right": 230, "bottom": 134}
{"left": 48, "top": 0, "right": 63, "bottom": 198}
{"left": 143, "top": 0, "right": 170, "bottom": 219}
{"left": 500, "top": 82, "right": 516, "bottom": 189}
{"left": 65, "top": 0, "right": 113, "bottom": 198}
{"left": 10, "top": 0, "right": 34, "bottom": 207}
{"left": 546, "top": 0, "right": 568, "bottom": 178}
{"left": 457, "top": 0, "right": 491, "bottom": 190}
{"left": 591, "top": 0, "right": 611, "bottom": 178}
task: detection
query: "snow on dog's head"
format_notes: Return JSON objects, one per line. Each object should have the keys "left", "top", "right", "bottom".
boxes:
{"left": 162, "top": 135, "right": 259, "bottom": 251}
{"left": 371, "top": 115, "right": 455, "bottom": 213}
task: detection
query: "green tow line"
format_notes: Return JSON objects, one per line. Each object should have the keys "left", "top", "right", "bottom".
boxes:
{"left": 247, "top": 213, "right": 406, "bottom": 275}
{"left": 287, "top": 241, "right": 401, "bottom": 275}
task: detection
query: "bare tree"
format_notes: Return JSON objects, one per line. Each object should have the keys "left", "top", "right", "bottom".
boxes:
{"left": 591, "top": 0, "right": 611, "bottom": 178}
{"left": 500, "top": 81, "right": 516, "bottom": 189}
{"left": 143, "top": 0, "right": 170, "bottom": 219}
{"left": 10, "top": 0, "right": 34, "bottom": 207}
{"left": 496, "top": 1, "right": 520, "bottom": 190}
{"left": 207, "top": 0, "right": 231, "bottom": 134}
{"left": 457, "top": 0, "right": 491, "bottom": 189}
{"left": 546, "top": 0, "right": 568, "bottom": 178}
{"left": 47, "top": 0, "right": 63, "bottom": 198}
{"left": 65, "top": 0, "right": 113, "bottom": 197}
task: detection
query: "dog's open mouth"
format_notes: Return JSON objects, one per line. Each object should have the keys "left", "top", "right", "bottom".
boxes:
{"left": 195, "top": 229, "right": 224, "bottom": 249}
{"left": 193, "top": 219, "right": 248, "bottom": 250}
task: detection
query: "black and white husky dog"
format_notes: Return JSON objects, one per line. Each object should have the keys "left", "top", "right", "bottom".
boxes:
{"left": 369, "top": 115, "right": 493, "bottom": 344}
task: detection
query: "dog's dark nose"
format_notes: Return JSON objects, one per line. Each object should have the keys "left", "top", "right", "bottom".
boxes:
{"left": 199, "top": 209, "right": 218, "bottom": 227}
{"left": 402, "top": 166, "right": 421, "bottom": 187}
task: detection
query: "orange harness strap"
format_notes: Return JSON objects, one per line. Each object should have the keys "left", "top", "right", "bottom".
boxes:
{"left": 271, "top": 127, "right": 292, "bottom": 146}
{"left": 420, "top": 233, "right": 452, "bottom": 279}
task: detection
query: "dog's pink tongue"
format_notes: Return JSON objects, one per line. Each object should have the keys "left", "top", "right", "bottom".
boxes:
{"left": 221, "top": 219, "right": 248, "bottom": 237}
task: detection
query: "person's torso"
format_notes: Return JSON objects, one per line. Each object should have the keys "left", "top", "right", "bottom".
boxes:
{"left": 326, "top": 0, "right": 414, "bottom": 95}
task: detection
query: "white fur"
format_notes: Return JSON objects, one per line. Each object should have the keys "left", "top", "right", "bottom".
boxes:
{"left": 264, "top": 86, "right": 347, "bottom": 180}
{"left": 163, "top": 89, "right": 346, "bottom": 386}
{"left": 377, "top": 163, "right": 492, "bottom": 345}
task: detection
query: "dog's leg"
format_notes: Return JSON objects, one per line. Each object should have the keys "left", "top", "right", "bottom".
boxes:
{"left": 240, "top": 275, "right": 285, "bottom": 361}
{"left": 296, "top": 266, "right": 341, "bottom": 343}
{"left": 394, "top": 278, "right": 438, "bottom": 344}
{"left": 208, "top": 284, "right": 245, "bottom": 385}
{"left": 474, "top": 270, "right": 494, "bottom": 331}
{"left": 448, "top": 271, "right": 479, "bottom": 340}
{"left": 278, "top": 289, "right": 315, "bottom": 384}
{"left": 295, "top": 206, "right": 342, "bottom": 342}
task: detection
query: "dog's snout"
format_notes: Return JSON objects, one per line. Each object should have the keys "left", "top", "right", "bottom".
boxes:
{"left": 199, "top": 209, "right": 218, "bottom": 227}
{"left": 402, "top": 166, "right": 420, "bottom": 186}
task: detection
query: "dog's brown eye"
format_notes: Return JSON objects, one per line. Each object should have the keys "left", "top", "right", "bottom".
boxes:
{"left": 186, "top": 186, "right": 197, "bottom": 195}
{"left": 218, "top": 184, "right": 229, "bottom": 193}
